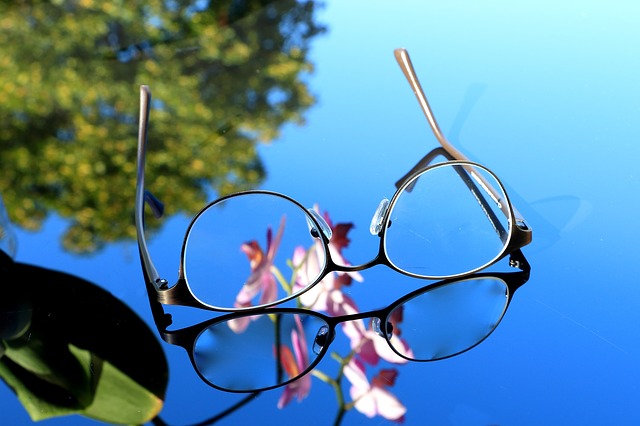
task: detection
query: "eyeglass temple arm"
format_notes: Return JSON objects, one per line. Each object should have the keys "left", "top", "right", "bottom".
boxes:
{"left": 394, "top": 146, "right": 451, "bottom": 189}
{"left": 135, "top": 85, "right": 163, "bottom": 291}
{"left": 394, "top": 49, "right": 466, "bottom": 162}
{"left": 394, "top": 48, "right": 530, "bottom": 232}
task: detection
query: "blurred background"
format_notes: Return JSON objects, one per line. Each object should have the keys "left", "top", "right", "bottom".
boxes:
{"left": 1, "top": 1, "right": 639, "bottom": 425}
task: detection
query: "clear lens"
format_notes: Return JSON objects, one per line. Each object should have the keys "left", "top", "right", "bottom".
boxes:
{"left": 183, "top": 193, "right": 326, "bottom": 310}
{"left": 384, "top": 163, "right": 511, "bottom": 278}
{"left": 387, "top": 277, "right": 509, "bottom": 361}
{"left": 193, "top": 311, "right": 329, "bottom": 392}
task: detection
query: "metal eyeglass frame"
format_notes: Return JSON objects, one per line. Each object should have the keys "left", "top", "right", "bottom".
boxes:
{"left": 135, "top": 48, "right": 532, "bottom": 313}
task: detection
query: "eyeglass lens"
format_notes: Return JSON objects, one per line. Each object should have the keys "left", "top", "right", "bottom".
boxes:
{"left": 385, "top": 163, "right": 510, "bottom": 278}
{"left": 184, "top": 193, "right": 327, "bottom": 310}
{"left": 191, "top": 276, "right": 509, "bottom": 392}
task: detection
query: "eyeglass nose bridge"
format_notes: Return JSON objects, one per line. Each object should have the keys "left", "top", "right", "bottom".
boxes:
{"left": 369, "top": 198, "right": 390, "bottom": 236}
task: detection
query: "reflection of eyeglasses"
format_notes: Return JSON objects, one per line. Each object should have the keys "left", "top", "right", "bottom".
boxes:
{"left": 135, "top": 48, "right": 532, "bottom": 312}
{"left": 150, "top": 250, "right": 529, "bottom": 392}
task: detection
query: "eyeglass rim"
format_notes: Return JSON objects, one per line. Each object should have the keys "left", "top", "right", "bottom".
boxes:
{"left": 381, "top": 159, "right": 517, "bottom": 280}
{"left": 177, "top": 190, "right": 332, "bottom": 311}
{"left": 161, "top": 250, "right": 529, "bottom": 393}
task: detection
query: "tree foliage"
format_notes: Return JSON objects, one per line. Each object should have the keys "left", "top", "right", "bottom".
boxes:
{"left": 0, "top": 0, "right": 325, "bottom": 253}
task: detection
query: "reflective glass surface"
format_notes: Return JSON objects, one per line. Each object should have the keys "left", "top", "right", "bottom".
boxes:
{"left": 2, "top": 1, "right": 640, "bottom": 425}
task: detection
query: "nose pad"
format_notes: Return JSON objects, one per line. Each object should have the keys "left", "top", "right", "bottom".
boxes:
{"left": 371, "top": 317, "right": 394, "bottom": 339}
{"left": 306, "top": 209, "right": 332, "bottom": 241}
{"left": 369, "top": 198, "right": 390, "bottom": 235}
{"left": 312, "top": 325, "right": 333, "bottom": 355}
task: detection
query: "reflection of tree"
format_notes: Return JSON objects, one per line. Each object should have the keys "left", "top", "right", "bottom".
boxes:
{"left": 0, "top": 0, "right": 325, "bottom": 253}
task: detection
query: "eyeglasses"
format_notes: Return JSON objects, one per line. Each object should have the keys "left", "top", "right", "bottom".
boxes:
{"left": 135, "top": 48, "right": 532, "bottom": 312}
{"left": 148, "top": 250, "right": 529, "bottom": 392}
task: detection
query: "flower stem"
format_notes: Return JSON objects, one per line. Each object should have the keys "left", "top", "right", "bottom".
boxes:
{"left": 271, "top": 265, "right": 291, "bottom": 294}
{"left": 311, "top": 368, "right": 348, "bottom": 426}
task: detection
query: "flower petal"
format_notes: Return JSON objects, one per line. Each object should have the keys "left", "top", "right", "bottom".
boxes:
{"left": 364, "top": 386, "right": 407, "bottom": 421}
{"left": 343, "top": 358, "right": 369, "bottom": 394}
{"left": 276, "top": 315, "right": 312, "bottom": 409}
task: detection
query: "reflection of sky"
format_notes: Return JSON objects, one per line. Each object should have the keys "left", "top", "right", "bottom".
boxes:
{"left": 4, "top": 1, "right": 640, "bottom": 425}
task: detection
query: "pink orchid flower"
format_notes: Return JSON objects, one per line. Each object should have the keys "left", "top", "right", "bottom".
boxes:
{"left": 343, "top": 358, "right": 406, "bottom": 423}
{"left": 228, "top": 216, "right": 285, "bottom": 333}
{"left": 292, "top": 207, "right": 362, "bottom": 312}
{"left": 344, "top": 305, "right": 414, "bottom": 366}
{"left": 293, "top": 242, "right": 362, "bottom": 315}
{"left": 346, "top": 326, "right": 413, "bottom": 366}
{"left": 277, "top": 315, "right": 312, "bottom": 408}
{"left": 293, "top": 207, "right": 413, "bottom": 364}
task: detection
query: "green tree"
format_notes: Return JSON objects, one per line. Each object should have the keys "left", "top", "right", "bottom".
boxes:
{"left": 0, "top": 0, "right": 325, "bottom": 253}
